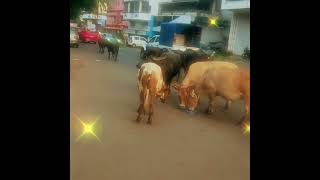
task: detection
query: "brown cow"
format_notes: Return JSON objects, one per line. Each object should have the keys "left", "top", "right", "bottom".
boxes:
{"left": 136, "top": 62, "right": 169, "bottom": 124}
{"left": 173, "top": 61, "right": 250, "bottom": 125}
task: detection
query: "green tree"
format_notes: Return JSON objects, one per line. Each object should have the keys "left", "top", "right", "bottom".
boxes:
{"left": 70, "top": 0, "right": 109, "bottom": 20}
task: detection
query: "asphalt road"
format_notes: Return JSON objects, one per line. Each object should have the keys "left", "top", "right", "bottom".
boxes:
{"left": 70, "top": 43, "right": 250, "bottom": 180}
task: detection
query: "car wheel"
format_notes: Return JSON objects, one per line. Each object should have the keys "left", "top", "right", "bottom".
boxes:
{"left": 75, "top": 44, "right": 79, "bottom": 48}
{"left": 132, "top": 44, "right": 136, "bottom": 48}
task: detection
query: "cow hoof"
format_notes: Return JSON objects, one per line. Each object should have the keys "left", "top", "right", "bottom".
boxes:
{"left": 221, "top": 107, "right": 229, "bottom": 112}
{"left": 237, "top": 118, "right": 247, "bottom": 126}
{"left": 147, "top": 121, "right": 152, "bottom": 125}
{"left": 185, "top": 109, "right": 196, "bottom": 115}
{"left": 206, "top": 108, "right": 214, "bottom": 114}
{"left": 136, "top": 117, "right": 141, "bottom": 123}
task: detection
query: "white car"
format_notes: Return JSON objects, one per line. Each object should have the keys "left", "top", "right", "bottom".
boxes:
{"left": 142, "top": 35, "right": 160, "bottom": 51}
{"left": 128, "top": 36, "right": 147, "bottom": 48}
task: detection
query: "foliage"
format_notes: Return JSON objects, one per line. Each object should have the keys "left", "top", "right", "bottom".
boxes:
{"left": 70, "top": 0, "right": 109, "bottom": 20}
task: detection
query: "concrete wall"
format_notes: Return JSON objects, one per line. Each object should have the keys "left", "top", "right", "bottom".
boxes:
{"left": 221, "top": 0, "right": 250, "bottom": 10}
{"left": 200, "top": 27, "right": 224, "bottom": 45}
{"left": 227, "top": 12, "right": 250, "bottom": 55}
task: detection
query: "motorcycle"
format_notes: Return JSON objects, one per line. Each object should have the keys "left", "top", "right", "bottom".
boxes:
{"left": 201, "top": 41, "right": 227, "bottom": 57}
{"left": 242, "top": 47, "right": 250, "bottom": 60}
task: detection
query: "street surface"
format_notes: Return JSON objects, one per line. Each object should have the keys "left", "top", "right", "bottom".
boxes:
{"left": 70, "top": 43, "right": 250, "bottom": 180}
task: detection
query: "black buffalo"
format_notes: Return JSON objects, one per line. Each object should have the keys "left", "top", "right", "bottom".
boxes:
{"left": 140, "top": 47, "right": 168, "bottom": 60}
{"left": 137, "top": 49, "right": 210, "bottom": 86}
{"left": 98, "top": 40, "right": 119, "bottom": 61}
{"left": 106, "top": 44, "right": 119, "bottom": 61}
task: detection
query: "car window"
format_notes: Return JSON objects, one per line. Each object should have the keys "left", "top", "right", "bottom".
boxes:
{"left": 134, "top": 37, "right": 139, "bottom": 40}
{"left": 140, "top": 37, "right": 146, "bottom": 41}
{"left": 149, "top": 37, "right": 155, "bottom": 42}
{"left": 155, "top": 37, "right": 159, "bottom": 42}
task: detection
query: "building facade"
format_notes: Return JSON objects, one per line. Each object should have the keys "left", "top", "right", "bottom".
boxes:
{"left": 123, "top": 0, "right": 158, "bottom": 37}
{"left": 105, "top": 0, "right": 128, "bottom": 32}
{"left": 80, "top": 13, "right": 107, "bottom": 32}
{"left": 221, "top": 0, "right": 250, "bottom": 55}
{"left": 158, "top": 0, "right": 232, "bottom": 47}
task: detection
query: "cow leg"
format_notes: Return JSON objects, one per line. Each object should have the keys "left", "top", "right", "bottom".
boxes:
{"left": 136, "top": 104, "right": 143, "bottom": 123}
{"left": 114, "top": 49, "right": 118, "bottom": 61}
{"left": 147, "top": 95, "right": 154, "bottom": 125}
{"left": 223, "top": 100, "right": 232, "bottom": 111}
{"left": 136, "top": 91, "right": 145, "bottom": 123}
{"left": 239, "top": 95, "right": 250, "bottom": 125}
{"left": 206, "top": 94, "right": 216, "bottom": 114}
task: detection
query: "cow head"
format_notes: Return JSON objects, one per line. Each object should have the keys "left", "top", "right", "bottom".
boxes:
{"left": 158, "top": 86, "right": 170, "bottom": 103}
{"left": 173, "top": 83, "right": 199, "bottom": 112}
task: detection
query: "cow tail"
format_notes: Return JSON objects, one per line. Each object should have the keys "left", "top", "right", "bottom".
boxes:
{"left": 143, "top": 74, "right": 152, "bottom": 112}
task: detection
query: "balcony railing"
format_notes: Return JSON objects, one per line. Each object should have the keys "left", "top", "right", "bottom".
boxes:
{"left": 160, "top": 9, "right": 211, "bottom": 16}
{"left": 221, "top": 0, "right": 250, "bottom": 10}
{"left": 123, "top": 13, "right": 150, "bottom": 21}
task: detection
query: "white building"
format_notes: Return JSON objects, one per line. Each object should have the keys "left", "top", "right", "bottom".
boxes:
{"left": 80, "top": 13, "right": 107, "bottom": 31}
{"left": 123, "top": 0, "right": 160, "bottom": 37}
{"left": 158, "top": 0, "right": 232, "bottom": 47}
{"left": 221, "top": 0, "right": 250, "bottom": 55}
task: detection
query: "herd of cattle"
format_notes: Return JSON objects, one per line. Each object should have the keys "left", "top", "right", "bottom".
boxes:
{"left": 136, "top": 47, "right": 250, "bottom": 126}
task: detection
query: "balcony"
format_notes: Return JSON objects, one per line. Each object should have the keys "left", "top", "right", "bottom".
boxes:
{"left": 124, "top": 13, "right": 150, "bottom": 21}
{"left": 221, "top": 0, "right": 250, "bottom": 10}
{"left": 159, "top": 0, "right": 199, "bottom": 4}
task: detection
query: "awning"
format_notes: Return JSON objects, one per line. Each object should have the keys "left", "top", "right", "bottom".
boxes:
{"left": 169, "top": 15, "right": 191, "bottom": 24}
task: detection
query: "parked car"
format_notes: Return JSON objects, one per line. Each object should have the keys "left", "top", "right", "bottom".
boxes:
{"left": 128, "top": 35, "right": 147, "bottom": 48}
{"left": 70, "top": 28, "right": 79, "bottom": 48}
{"left": 79, "top": 30, "right": 100, "bottom": 43}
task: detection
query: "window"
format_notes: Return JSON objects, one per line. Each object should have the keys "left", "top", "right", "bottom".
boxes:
{"left": 129, "top": 2, "right": 134, "bottom": 13}
{"left": 133, "top": 1, "right": 139, "bottom": 13}
{"left": 140, "top": 37, "right": 147, "bottom": 41}
{"left": 141, "top": 1, "right": 150, "bottom": 13}
{"left": 124, "top": 2, "right": 129, "bottom": 13}
{"left": 134, "top": 37, "right": 139, "bottom": 40}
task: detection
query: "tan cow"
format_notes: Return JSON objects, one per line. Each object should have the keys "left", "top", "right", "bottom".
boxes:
{"left": 136, "top": 62, "right": 169, "bottom": 124}
{"left": 173, "top": 61, "right": 250, "bottom": 124}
